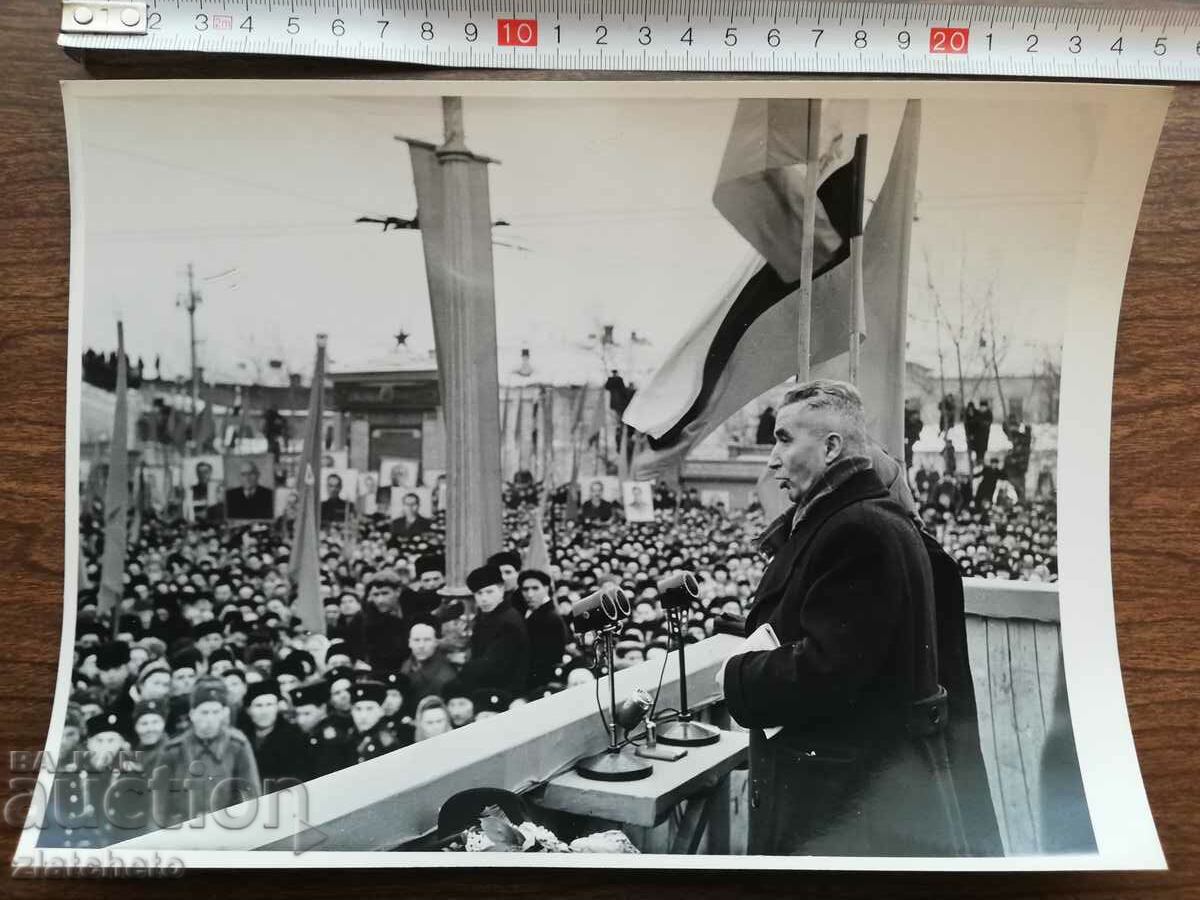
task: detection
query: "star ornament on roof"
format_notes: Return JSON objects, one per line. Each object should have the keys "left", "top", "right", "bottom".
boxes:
{"left": 394, "top": 330, "right": 410, "bottom": 348}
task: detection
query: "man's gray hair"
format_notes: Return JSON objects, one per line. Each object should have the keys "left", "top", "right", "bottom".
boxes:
{"left": 779, "top": 379, "right": 868, "bottom": 451}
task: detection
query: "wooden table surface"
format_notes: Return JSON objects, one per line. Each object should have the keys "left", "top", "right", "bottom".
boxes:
{"left": 2, "top": 0, "right": 1198, "bottom": 895}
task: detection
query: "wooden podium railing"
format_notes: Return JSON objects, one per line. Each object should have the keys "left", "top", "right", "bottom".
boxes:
{"left": 114, "top": 635, "right": 742, "bottom": 852}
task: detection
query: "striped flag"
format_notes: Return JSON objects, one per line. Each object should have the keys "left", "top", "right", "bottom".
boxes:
{"left": 811, "top": 101, "right": 921, "bottom": 456}
{"left": 624, "top": 99, "right": 920, "bottom": 475}
{"left": 98, "top": 322, "right": 129, "bottom": 622}
{"left": 288, "top": 335, "right": 327, "bottom": 636}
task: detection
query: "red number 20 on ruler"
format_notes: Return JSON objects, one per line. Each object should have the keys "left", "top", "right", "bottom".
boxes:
{"left": 929, "top": 27, "right": 969, "bottom": 53}
{"left": 498, "top": 19, "right": 538, "bottom": 46}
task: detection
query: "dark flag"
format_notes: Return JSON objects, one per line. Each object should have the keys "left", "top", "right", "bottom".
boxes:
{"left": 289, "top": 335, "right": 327, "bottom": 635}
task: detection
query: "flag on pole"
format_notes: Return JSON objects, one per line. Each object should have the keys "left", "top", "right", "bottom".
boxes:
{"left": 624, "top": 99, "right": 919, "bottom": 476}
{"left": 98, "top": 322, "right": 129, "bottom": 623}
{"left": 712, "top": 99, "right": 866, "bottom": 283}
{"left": 524, "top": 505, "right": 551, "bottom": 573}
{"left": 812, "top": 100, "right": 921, "bottom": 456}
{"left": 289, "top": 335, "right": 327, "bottom": 635}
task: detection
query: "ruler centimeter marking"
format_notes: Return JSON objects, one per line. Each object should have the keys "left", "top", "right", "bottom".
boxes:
{"left": 59, "top": 0, "right": 1200, "bottom": 79}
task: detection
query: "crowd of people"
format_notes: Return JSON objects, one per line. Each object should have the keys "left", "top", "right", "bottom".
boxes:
{"left": 50, "top": 436, "right": 1056, "bottom": 847}
{"left": 48, "top": 486, "right": 768, "bottom": 847}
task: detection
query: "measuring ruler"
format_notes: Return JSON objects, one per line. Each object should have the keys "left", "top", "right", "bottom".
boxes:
{"left": 60, "top": 1, "right": 1200, "bottom": 79}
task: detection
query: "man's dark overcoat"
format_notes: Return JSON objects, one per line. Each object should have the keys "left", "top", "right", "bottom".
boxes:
{"left": 725, "top": 466, "right": 996, "bottom": 856}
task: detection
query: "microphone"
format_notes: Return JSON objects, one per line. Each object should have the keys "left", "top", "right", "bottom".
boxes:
{"left": 656, "top": 571, "right": 700, "bottom": 611}
{"left": 614, "top": 688, "right": 653, "bottom": 732}
{"left": 570, "top": 585, "right": 631, "bottom": 633}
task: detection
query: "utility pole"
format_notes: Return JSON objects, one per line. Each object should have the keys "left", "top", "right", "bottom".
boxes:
{"left": 180, "top": 263, "right": 202, "bottom": 445}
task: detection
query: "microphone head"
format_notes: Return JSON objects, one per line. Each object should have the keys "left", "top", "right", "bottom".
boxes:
{"left": 614, "top": 688, "right": 653, "bottom": 731}
{"left": 570, "top": 584, "right": 630, "bottom": 633}
{"left": 656, "top": 570, "right": 700, "bottom": 611}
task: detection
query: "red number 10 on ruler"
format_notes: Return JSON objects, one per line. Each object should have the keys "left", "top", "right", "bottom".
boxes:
{"left": 498, "top": 19, "right": 538, "bottom": 46}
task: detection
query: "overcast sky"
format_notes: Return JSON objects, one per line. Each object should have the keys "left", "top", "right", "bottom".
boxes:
{"left": 72, "top": 86, "right": 1100, "bottom": 388}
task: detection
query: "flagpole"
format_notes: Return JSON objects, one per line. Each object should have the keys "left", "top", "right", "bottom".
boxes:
{"left": 401, "top": 97, "right": 504, "bottom": 599}
{"left": 99, "top": 320, "right": 129, "bottom": 633}
{"left": 848, "top": 134, "right": 869, "bottom": 385}
{"left": 796, "top": 99, "right": 822, "bottom": 380}
{"left": 289, "top": 333, "right": 327, "bottom": 635}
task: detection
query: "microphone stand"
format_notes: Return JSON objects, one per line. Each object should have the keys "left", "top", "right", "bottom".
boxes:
{"left": 575, "top": 626, "right": 654, "bottom": 782}
{"left": 656, "top": 605, "right": 721, "bottom": 747}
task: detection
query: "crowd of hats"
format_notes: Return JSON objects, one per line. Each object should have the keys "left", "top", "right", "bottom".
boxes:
{"left": 65, "top": 472, "right": 1053, "bottom": 776}
{"left": 918, "top": 496, "right": 1058, "bottom": 581}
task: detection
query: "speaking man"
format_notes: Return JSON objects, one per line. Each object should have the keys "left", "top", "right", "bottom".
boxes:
{"left": 720, "top": 379, "right": 995, "bottom": 857}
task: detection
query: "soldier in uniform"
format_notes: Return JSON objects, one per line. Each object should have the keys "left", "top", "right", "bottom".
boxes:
{"left": 348, "top": 680, "right": 407, "bottom": 763}
{"left": 443, "top": 680, "right": 476, "bottom": 728}
{"left": 130, "top": 697, "right": 169, "bottom": 764}
{"left": 324, "top": 666, "right": 356, "bottom": 734}
{"left": 470, "top": 689, "right": 513, "bottom": 722}
{"left": 95, "top": 641, "right": 136, "bottom": 736}
{"left": 290, "top": 681, "right": 353, "bottom": 780}
{"left": 378, "top": 670, "right": 416, "bottom": 744}
{"left": 44, "top": 712, "right": 150, "bottom": 848}
{"left": 155, "top": 678, "right": 260, "bottom": 826}
{"left": 243, "top": 679, "right": 309, "bottom": 792}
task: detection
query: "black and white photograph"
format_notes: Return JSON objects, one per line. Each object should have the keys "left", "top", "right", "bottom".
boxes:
{"left": 621, "top": 481, "right": 656, "bottom": 523}
{"left": 23, "top": 79, "right": 1166, "bottom": 870}
{"left": 222, "top": 452, "right": 276, "bottom": 522}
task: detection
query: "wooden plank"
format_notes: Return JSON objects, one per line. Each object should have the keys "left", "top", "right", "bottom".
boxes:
{"left": 537, "top": 731, "right": 749, "bottom": 828}
{"left": 965, "top": 615, "right": 1009, "bottom": 857}
{"left": 1034, "top": 621, "right": 1064, "bottom": 729}
{"left": 1008, "top": 620, "right": 1050, "bottom": 852}
{"left": 963, "top": 580, "right": 1060, "bottom": 622}
{"left": 986, "top": 617, "right": 1038, "bottom": 855}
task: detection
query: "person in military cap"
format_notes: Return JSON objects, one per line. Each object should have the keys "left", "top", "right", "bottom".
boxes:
{"left": 131, "top": 697, "right": 169, "bottom": 761}
{"left": 378, "top": 670, "right": 416, "bottom": 744}
{"left": 95, "top": 641, "right": 136, "bottom": 736}
{"left": 243, "top": 679, "right": 308, "bottom": 792}
{"left": 470, "top": 688, "right": 513, "bottom": 721}
{"left": 348, "top": 680, "right": 408, "bottom": 763}
{"left": 459, "top": 564, "right": 530, "bottom": 697}
{"left": 324, "top": 665, "right": 356, "bottom": 729}
{"left": 274, "top": 651, "right": 315, "bottom": 701}
{"left": 43, "top": 711, "right": 147, "bottom": 849}
{"left": 155, "top": 677, "right": 260, "bottom": 824}
{"left": 443, "top": 680, "right": 476, "bottom": 728}
{"left": 290, "top": 680, "right": 353, "bottom": 779}
{"left": 519, "top": 569, "right": 572, "bottom": 690}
